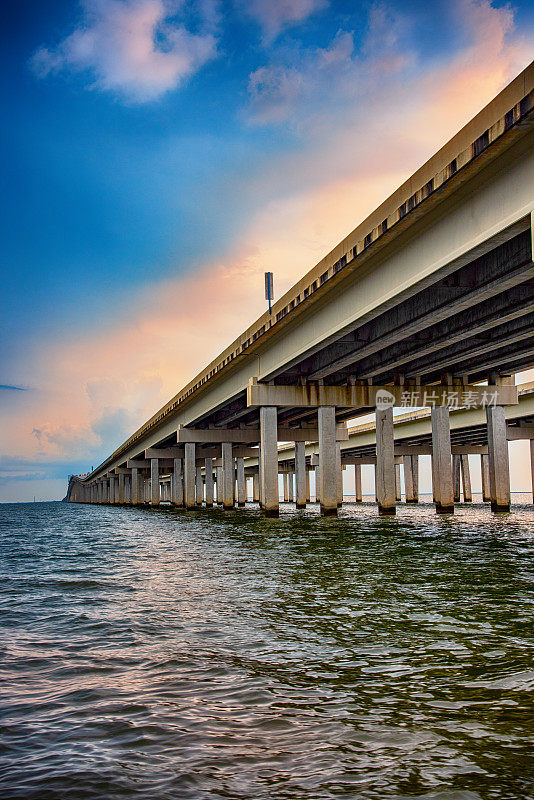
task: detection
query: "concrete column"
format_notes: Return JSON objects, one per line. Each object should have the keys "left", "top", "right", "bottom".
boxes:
{"left": 184, "top": 443, "right": 196, "bottom": 509}
{"left": 431, "top": 406, "right": 454, "bottom": 513}
{"left": 404, "top": 455, "right": 418, "bottom": 503}
{"left": 131, "top": 468, "right": 139, "bottom": 505}
{"left": 205, "top": 458, "right": 214, "bottom": 507}
{"left": 118, "top": 473, "right": 125, "bottom": 504}
{"left": 260, "top": 406, "right": 279, "bottom": 516}
{"left": 486, "top": 405, "right": 510, "bottom": 512}
{"left": 481, "top": 454, "right": 491, "bottom": 501}
{"left": 354, "top": 463, "right": 362, "bottom": 502}
{"left": 530, "top": 440, "right": 534, "bottom": 504}
{"left": 395, "top": 463, "right": 402, "bottom": 501}
{"left": 376, "top": 407, "right": 396, "bottom": 515}
{"left": 453, "top": 454, "right": 461, "bottom": 502}
{"left": 306, "top": 469, "right": 311, "bottom": 503}
{"left": 195, "top": 466, "right": 203, "bottom": 505}
{"left": 318, "top": 406, "right": 338, "bottom": 516}
{"left": 315, "top": 465, "right": 320, "bottom": 503}
{"left": 295, "top": 441, "right": 306, "bottom": 508}
{"left": 172, "top": 458, "right": 183, "bottom": 506}
{"left": 253, "top": 471, "right": 259, "bottom": 503}
{"left": 109, "top": 476, "right": 116, "bottom": 504}
{"left": 236, "top": 457, "right": 246, "bottom": 506}
{"left": 336, "top": 442, "right": 343, "bottom": 506}
{"left": 216, "top": 465, "right": 223, "bottom": 504}
{"left": 125, "top": 476, "right": 131, "bottom": 503}
{"left": 150, "top": 459, "right": 159, "bottom": 506}
{"left": 287, "top": 473, "right": 294, "bottom": 503}
{"left": 461, "top": 455, "right": 472, "bottom": 502}
{"left": 221, "top": 442, "right": 235, "bottom": 510}
{"left": 282, "top": 473, "right": 289, "bottom": 502}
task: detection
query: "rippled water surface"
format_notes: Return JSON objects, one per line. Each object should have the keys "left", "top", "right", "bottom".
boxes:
{"left": 1, "top": 500, "right": 533, "bottom": 800}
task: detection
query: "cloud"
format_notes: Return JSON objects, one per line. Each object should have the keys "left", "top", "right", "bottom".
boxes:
{"left": 30, "top": 0, "right": 217, "bottom": 102}
{"left": 242, "top": 0, "right": 328, "bottom": 42}
{"left": 248, "top": 64, "right": 305, "bottom": 124}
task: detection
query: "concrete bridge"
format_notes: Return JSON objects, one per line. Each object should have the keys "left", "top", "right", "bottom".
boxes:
{"left": 68, "top": 64, "right": 534, "bottom": 516}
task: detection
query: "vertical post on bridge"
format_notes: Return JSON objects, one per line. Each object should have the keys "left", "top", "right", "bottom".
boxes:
{"left": 184, "top": 443, "right": 196, "bottom": 509}
{"left": 253, "top": 471, "right": 259, "bottom": 503}
{"left": 131, "top": 468, "right": 139, "bottom": 505}
{"left": 336, "top": 442, "right": 343, "bottom": 507}
{"left": 150, "top": 459, "right": 159, "bottom": 506}
{"left": 395, "top": 463, "right": 402, "bottom": 502}
{"left": 354, "top": 463, "right": 362, "bottom": 502}
{"left": 318, "top": 406, "right": 338, "bottom": 516}
{"left": 118, "top": 473, "right": 125, "bottom": 504}
{"left": 481, "top": 454, "right": 491, "bottom": 501}
{"left": 221, "top": 442, "right": 235, "bottom": 510}
{"left": 205, "top": 458, "right": 214, "bottom": 507}
{"left": 195, "top": 466, "right": 203, "bottom": 505}
{"left": 236, "top": 457, "right": 246, "bottom": 506}
{"left": 260, "top": 406, "right": 279, "bottom": 517}
{"left": 431, "top": 406, "right": 454, "bottom": 513}
{"left": 172, "top": 458, "right": 183, "bottom": 506}
{"left": 461, "top": 455, "right": 472, "bottom": 502}
{"left": 287, "top": 473, "right": 294, "bottom": 503}
{"left": 295, "top": 441, "right": 306, "bottom": 508}
{"left": 487, "top": 406, "right": 510, "bottom": 512}
{"left": 376, "top": 407, "right": 396, "bottom": 515}
{"left": 453, "top": 454, "right": 461, "bottom": 502}
{"left": 403, "top": 455, "right": 418, "bottom": 503}
{"left": 305, "top": 467, "right": 311, "bottom": 503}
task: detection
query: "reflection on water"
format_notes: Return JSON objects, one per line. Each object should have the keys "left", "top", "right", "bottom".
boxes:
{"left": 0, "top": 500, "right": 533, "bottom": 799}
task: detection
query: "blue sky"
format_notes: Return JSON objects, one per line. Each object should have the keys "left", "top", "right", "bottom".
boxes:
{"left": 1, "top": 0, "right": 533, "bottom": 501}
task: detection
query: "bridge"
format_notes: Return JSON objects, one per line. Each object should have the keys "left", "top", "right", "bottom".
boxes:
{"left": 68, "top": 63, "right": 534, "bottom": 516}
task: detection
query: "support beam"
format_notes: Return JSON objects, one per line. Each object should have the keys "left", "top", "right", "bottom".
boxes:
{"left": 172, "top": 458, "right": 183, "bottom": 506}
{"left": 354, "top": 463, "right": 362, "bottom": 502}
{"left": 431, "top": 406, "right": 454, "bottom": 513}
{"left": 295, "top": 441, "right": 306, "bottom": 508}
{"left": 151, "top": 459, "right": 159, "bottom": 506}
{"left": 486, "top": 405, "right": 510, "bottom": 512}
{"left": 461, "top": 454, "right": 472, "bottom": 502}
{"left": 205, "top": 458, "right": 214, "bottom": 507}
{"left": 260, "top": 406, "right": 279, "bottom": 516}
{"left": 236, "top": 457, "right": 246, "bottom": 506}
{"left": 196, "top": 466, "right": 203, "bottom": 505}
{"left": 318, "top": 406, "right": 338, "bottom": 516}
{"left": 184, "top": 443, "right": 196, "bottom": 509}
{"left": 221, "top": 442, "right": 235, "bottom": 510}
{"left": 376, "top": 407, "right": 396, "bottom": 515}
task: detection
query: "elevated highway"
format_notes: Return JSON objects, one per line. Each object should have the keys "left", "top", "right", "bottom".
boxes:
{"left": 68, "top": 64, "right": 534, "bottom": 516}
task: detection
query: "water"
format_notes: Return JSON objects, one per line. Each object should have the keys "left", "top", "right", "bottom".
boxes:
{"left": 1, "top": 500, "right": 533, "bottom": 800}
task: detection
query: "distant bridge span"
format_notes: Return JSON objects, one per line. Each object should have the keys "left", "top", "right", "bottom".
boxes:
{"left": 68, "top": 64, "right": 534, "bottom": 515}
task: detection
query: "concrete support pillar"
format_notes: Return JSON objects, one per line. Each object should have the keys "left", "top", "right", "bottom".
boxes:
{"left": 118, "top": 473, "right": 125, "bottom": 504}
{"left": 287, "top": 473, "right": 294, "bottom": 503}
{"left": 403, "top": 455, "right": 418, "bottom": 503}
{"left": 195, "top": 466, "right": 203, "bottom": 505}
{"left": 431, "top": 406, "right": 454, "bottom": 513}
{"left": 453, "top": 454, "right": 461, "bottom": 502}
{"left": 318, "top": 406, "right": 338, "bottom": 516}
{"left": 260, "top": 406, "right": 279, "bottom": 516}
{"left": 481, "top": 454, "right": 491, "bottom": 501}
{"left": 172, "top": 458, "right": 183, "bottom": 506}
{"left": 221, "top": 442, "right": 235, "bottom": 510}
{"left": 131, "top": 468, "right": 139, "bottom": 505}
{"left": 295, "top": 441, "right": 306, "bottom": 508}
{"left": 109, "top": 476, "right": 116, "bottom": 505}
{"left": 150, "top": 459, "right": 159, "bottom": 506}
{"left": 306, "top": 469, "right": 311, "bottom": 503}
{"left": 336, "top": 442, "right": 343, "bottom": 506}
{"left": 125, "top": 476, "right": 131, "bottom": 504}
{"left": 315, "top": 466, "right": 320, "bottom": 503}
{"left": 376, "top": 407, "right": 396, "bottom": 515}
{"left": 184, "top": 443, "right": 196, "bottom": 509}
{"left": 461, "top": 455, "right": 472, "bottom": 502}
{"left": 205, "top": 458, "right": 214, "bottom": 507}
{"left": 253, "top": 471, "right": 260, "bottom": 503}
{"left": 236, "top": 457, "right": 246, "bottom": 506}
{"left": 530, "top": 440, "right": 534, "bottom": 504}
{"left": 354, "top": 463, "right": 362, "bottom": 502}
{"left": 282, "top": 473, "right": 289, "bottom": 502}
{"left": 486, "top": 405, "right": 510, "bottom": 512}
{"left": 216, "top": 466, "right": 223, "bottom": 504}
{"left": 395, "top": 463, "right": 402, "bottom": 501}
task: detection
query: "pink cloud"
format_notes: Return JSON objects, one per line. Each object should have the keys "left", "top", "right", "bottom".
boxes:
{"left": 243, "top": 0, "right": 328, "bottom": 42}
{"left": 31, "top": 0, "right": 217, "bottom": 102}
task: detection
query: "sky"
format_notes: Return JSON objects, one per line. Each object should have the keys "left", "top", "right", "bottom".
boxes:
{"left": 1, "top": 0, "right": 533, "bottom": 502}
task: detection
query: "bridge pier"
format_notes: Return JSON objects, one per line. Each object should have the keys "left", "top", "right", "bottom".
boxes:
{"left": 118, "top": 473, "right": 125, "bottom": 504}
{"left": 431, "top": 406, "right": 454, "bottom": 513}
{"left": 295, "top": 441, "right": 306, "bottom": 508}
{"left": 318, "top": 406, "right": 338, "bottom": 516}
{"left": 151, "top": 459, "right": 159, "bottom": 506}
{"left": 306, "top": 468, "right": 311, "bottom": 503}
{"left": 403, "top": 455, "right": 418, "bottom": 503}
{"left": 221, "top": 442, "right": 235, "bottom": 510}
{"left": 481, "top": 454, "right": 491, "bottom": 501}
{"left": 131, "top": 468, "right": 139, "bottom": 505}
{"left": 196, "top": 466, "right": 204, "bottom": 505}
{"left": 287, "top": 472, "right": 294, "bottom": 503}
{"left": 282, "top": 472, "right": 289, "bottom": 502}
{"left": 395, "top": 463, "right": 402, "bottom": 502}
{"left": 376, "top": 407, "right": 396, "bottom": 515}
{"left": 453, "top": 454, "right": 461, "bottom": 502}
{"left": 252, "top": 471, "right": 259, "bottom": 503}
{"left": 205, "top": 458, "right": 214, "bottom": 507}
{"left": 354, "top": 463, "right": 362, "bottom": 502}
{"left": 487, "top": 405, "right": 510, "bottom": 512}
{"left": 336, "top": 442, "right": 343, "bottom": 507}
{"left": 260, "top": 406, "right": 279, "bottom": 516}
{"left": 461, "top": 455, "right": 472, "bottom": 502}
{"left": 236, "top": 456, "right": 246, "bottom": 506}
{"left": 172, "top": 458, "right": 183, "bottom": 506}
{"left": 184, "top": 443, "right": 196, "bottom": 509}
